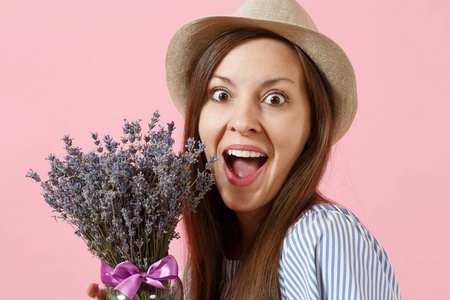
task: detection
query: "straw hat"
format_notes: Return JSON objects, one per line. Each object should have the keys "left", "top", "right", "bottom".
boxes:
{"left": 165, "top": 0, "right": 357, "bottom": 144}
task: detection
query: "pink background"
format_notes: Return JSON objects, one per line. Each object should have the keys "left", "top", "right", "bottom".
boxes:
{"left": 1, "top": 0, "right": 449, "bottom": 298}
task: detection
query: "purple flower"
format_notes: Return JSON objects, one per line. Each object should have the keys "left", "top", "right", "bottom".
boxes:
{"left": 27, "top": 111, "right": 216, "bottom": 272}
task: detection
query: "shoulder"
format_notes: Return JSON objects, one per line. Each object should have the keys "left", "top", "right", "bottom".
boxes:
{"left": 278, "top": 203, "right": 401, "bottom": 299}
{"left": 279, "top": 203, "right": 370, "bottom": 281}
{"left": 284, "top": 202, "right": 369, "bottom": 246}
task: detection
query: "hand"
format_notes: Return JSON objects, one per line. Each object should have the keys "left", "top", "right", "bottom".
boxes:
{"left": 86, "top": 283, "right": 106, "bottom": 299}
{"left": 86, "top": 279, "right": 183, "bottom": 300}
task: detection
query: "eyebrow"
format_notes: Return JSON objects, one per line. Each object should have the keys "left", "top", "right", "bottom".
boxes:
{"left": 261, "top": 77, "right": 296, "bottom": 87}
{"left": 211, "top": 75, "right": 235, "bottom": 87}
{"left": 211, "top": 74, "right": 296, "bottom": 87}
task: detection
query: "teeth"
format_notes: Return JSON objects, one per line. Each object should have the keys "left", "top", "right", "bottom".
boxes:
{"left": 227, "top": 149, "right": 266, "bottom": 158}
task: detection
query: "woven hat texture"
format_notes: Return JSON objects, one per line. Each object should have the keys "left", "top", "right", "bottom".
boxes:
{"left": 166, "top": 0, "right": 357, "bottom": 143}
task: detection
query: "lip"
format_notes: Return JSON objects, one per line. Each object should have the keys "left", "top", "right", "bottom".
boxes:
{"left": 222, "top": 144, "right": 267, "bottom": 186}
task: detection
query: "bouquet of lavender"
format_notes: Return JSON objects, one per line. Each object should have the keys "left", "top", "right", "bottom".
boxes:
{"left": 27, "top": 111, "right": 216, "bottom": 300}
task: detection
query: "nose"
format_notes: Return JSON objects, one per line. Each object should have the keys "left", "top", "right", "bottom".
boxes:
{"left": 227, "top": 96, "right": 261, "bottom": 135}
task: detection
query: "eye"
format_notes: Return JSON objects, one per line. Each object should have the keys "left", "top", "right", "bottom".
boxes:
{"left": 262, "top": 91, "right": 288, "bottom": 106}
{"left": 210, "top": 89, "right": 231, "bottom": 102}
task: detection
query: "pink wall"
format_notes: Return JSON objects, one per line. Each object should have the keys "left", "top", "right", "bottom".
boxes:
{"left": 1, "top": 0, "right": 449, "bottom": 298}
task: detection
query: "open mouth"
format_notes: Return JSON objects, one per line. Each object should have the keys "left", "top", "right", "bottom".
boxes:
{"left": 224, "top": 149, "right": 268, "bottom": 178}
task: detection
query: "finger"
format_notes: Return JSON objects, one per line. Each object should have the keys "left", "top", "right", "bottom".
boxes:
{"left": 86, "top": 283, "right": 100, "bottom": 298}
{"left": 97, "top": 287, "right": 107, "bottom": 300}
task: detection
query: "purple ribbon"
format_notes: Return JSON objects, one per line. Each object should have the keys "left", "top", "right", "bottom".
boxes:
{"left": 101, "top": 255, "right": 178, "bottom": 299}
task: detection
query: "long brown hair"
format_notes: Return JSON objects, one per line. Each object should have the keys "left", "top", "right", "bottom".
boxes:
{"left": 182, "top": 28, "right": 334, "bottom": 299}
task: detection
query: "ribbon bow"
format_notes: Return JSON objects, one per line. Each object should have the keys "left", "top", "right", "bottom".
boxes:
{"left": 101, "top": 255, "right": 178, "bottom": 299}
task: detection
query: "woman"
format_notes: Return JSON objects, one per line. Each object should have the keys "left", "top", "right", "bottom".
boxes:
{"left": 89, "top": 0, "right": 401, "bottom": 299}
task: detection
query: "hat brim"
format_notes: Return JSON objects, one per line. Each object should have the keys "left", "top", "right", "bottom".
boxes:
{"left": 166, "top": 15, "right": 357, "bottom": 144}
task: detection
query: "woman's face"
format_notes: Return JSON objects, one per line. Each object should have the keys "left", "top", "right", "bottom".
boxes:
{"left": 198, "top": 38, "right": 310, "bottom": 218}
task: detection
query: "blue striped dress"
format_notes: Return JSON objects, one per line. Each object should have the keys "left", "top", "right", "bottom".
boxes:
{"left": 219, "top": 203, "right": 401, "bottom": 299}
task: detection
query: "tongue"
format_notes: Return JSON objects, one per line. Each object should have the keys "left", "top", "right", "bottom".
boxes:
{"left": 230, "top": 157, "right": 263, "bottom": 178}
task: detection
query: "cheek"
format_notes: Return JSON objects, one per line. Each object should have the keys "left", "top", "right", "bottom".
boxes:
{"left": 274, "top": 119, "right": 310, "bottom": 164}
{"left": 198, "top": 110, "right": 217, "bottom": 159}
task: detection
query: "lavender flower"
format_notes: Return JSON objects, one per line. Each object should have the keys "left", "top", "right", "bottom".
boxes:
{"left": 27, "top": 111, "right": 217, "bottom": 272}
